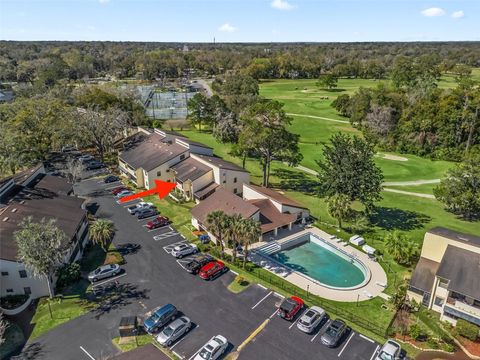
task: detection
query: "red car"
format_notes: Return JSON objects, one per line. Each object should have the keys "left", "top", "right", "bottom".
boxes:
{"left": 111, "top": 186, "right": 129, "bottom": 195}
{"left": 198, "top": 260, "right": 227, "bottom": 280}
{"left": 277, "top": 296, "right": 304, "bottom": 321}
{"left": 146, "top": 216, "right": 170, "bottom": 230}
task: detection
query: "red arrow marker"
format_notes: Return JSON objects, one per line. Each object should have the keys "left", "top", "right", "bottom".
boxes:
{"left": 119, "top": 180, "right": 177, "bottom": 203}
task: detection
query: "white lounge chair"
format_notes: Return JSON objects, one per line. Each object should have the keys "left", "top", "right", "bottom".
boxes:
{"left": 376, "top": 281, "right": 387, "bottom": 288}
{"left": 363, "top": 290, "right": 373, "bottom": 299}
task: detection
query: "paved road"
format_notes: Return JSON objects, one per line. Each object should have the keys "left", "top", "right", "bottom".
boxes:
{"left": 383, "top": 188, "right": 435, "bottom": 199}
{"left": 287, "top": 113, "right": 350, "bottom": 124}
{"left": 23, "top": 176, "right": 384, "bottom": 360}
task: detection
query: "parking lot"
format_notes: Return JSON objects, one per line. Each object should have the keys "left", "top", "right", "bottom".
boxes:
{"left": 28, "top": 174, "right": 388, "bottom": 360}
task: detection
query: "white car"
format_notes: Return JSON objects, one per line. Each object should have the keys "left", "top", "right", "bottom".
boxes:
{"left": 375, "top": 340, "right": 402, "bottom": 360}
{"left": 171, "top": 243, "right": 198, "bottom": 258}
{"left": 296, "top": 306, "right": 326, "bottom": 333}
{"left": 194, "top": 335, "right": 228, "bottom": 360}
{"left": 116, "top": 190, "right": 134, "bottom": 198}
{"left": 127, "top": 202, "right": 155, "bottom": 214}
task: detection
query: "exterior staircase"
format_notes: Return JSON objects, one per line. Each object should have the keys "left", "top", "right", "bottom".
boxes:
{"left": 255, "top": 241, "right": 281, "bottom": 256}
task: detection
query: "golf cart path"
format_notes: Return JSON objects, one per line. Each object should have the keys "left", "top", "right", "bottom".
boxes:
{"left": 286, "top": 113, "right": 350, "bottom": 123}
{"left": 294, "top": 165, "right": 437, "bottom": 198}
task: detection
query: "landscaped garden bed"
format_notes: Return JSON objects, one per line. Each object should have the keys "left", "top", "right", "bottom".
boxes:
{"left": 0, "top": 294, "right": 29, "bottom": 310}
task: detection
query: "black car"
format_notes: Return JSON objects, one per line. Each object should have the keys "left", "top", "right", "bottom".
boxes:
{"left": 117, "top": 243, "right": 141, "bottom": 255}
{"left": 183, "top": 254, "right": 214, "bottom": 274}
{"left": 86, "top": 161, "right": 105, "bottom": 170}
{"left": 104, "top": 175, "right": 119, "bottom": 183}
{"left": 321, "top": 319, "right": 349, "bottom": 347}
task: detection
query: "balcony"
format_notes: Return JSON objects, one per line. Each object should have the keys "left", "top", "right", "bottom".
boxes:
{"left": 451, "top": 298, "right": 480, "bottom": 318}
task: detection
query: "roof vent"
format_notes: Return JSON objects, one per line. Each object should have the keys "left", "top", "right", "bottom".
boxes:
{"left": 2, "top": 217, "right": 8, "bottom": 222}
{"left": 11, "top": 208, "right": 17, "bottom": 213}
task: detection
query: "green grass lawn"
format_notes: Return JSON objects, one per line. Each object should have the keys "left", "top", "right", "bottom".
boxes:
{"left": 259, "top": 78, "right": 455, "bottom": 182}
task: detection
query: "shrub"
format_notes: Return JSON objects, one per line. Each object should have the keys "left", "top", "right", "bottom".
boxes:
{"left": 426, "top": 337, "right": 439, "bottom": 349}
{"left": 235, "top": 276, "right": 248, "bottom": 286}
{"left": 456, "top": 319, "right": 479, "bottom": 341}
{"left": 56, "top": 262, "right": 81, "bottom": 289}
{"left": 409, "top": 324, "right": 423, "bottom": 341}
{"left": 0, "top": 295, "right": 29, "bottom": 309}
{"left": 442, "top": 342, "right": 456, "bottom": 353}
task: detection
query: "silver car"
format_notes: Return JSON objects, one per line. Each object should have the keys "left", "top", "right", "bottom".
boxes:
{"left": 297, "top": 306, "right": 326, "bottom": 333}
{"left": 171, "top": 243, "right": 198, "bottom": 258}
{"left": 156, "top": 316, "right": 191, "bottom": 346}
{"left": 127, "top": 202, "right": 155, "bottom": 214}
{"left": 88, "top": 264, "right": 120, "bottom": 282}
{"left": 375, "top": 340, "right": 402, "bottom": 360}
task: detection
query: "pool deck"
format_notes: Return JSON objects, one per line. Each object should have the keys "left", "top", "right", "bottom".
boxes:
{"left": 249, "top": 227, "right": 388, "bottom": 302}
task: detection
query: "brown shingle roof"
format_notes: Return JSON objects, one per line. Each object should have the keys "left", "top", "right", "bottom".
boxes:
{"left": 119, "top": 133, "right": 188, "bottom": 171}
{"left": 0, "top": 187, "right": 86, "bottom": 262}
{"left": 409, "top": 257, "right": 440, "bottom": 293}
{"left": 29, "top": 174, "right": 73, "bottom": 195}
{"left": 191, "top": 187, "right": 259, "bottom": 225}
{"left": 247, "top": 199, "right": 296, "bottom": 233}
{"left": 171, "top": 157, "right": 211, "bottom": 182}
{"left": 244, "top": 184, "right": 307, "bottom": 209}
{"left": 428, "top": 227, "right": 480, "bottom": 248}
{"left": 192, "top": 154, "right": 249, "bottom": 173}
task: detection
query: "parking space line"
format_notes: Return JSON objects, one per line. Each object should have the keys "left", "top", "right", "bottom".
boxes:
{"left": 147, "top": 227, "right": 169, "bottom": 232}
{"left": 310, "top": 326, "right": 324, "bottom": 342}
{"left": 273, "top": 292, "right": 285, "bottom": 299}
{"left": 256, "top": 283, "right": 267, "bottom": 290}
{"left": 230, "top": 270, "right": 238, "bottom": 275}
{"left": 137, "top": 215, "right": 157, "bottom": 222}
{"left": 91, "top": 273, "right": 126, "bottom": 287}
{"left": 154, "top": 231, "right": 180, "bottom": 241}
{"left": 269, "top": 309, "right": 278, "bottom": 319}
{"left": 288, "top": 315, "right": 301, "bottom": 330}
{"left": 359, "top": 334, "right": 375, "bottom": 343}
{"left": 170, "top": 324, "right": 199, "bottom": 350}
{"left": 337, "top": 331, "right": 355, "bottom": 357}
{"left": 369, "top": 345, "right": 380, "bottom": 360}
{"left": 105, "top": 184, "right": 122, "bottom": 190}
{"left": 80, "top": 346, "right": 96, "bottom": 360}
{"left": 172, "top": 350, "right": 183, "bottom": 359}
{"left": 187, "top": 344, "right": 205, "bottom": 360}
{"left": 251, "top": 291, "right": 273, "bottom": 310}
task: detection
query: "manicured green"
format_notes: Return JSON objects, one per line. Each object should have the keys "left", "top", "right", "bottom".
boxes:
{"left": 29, "top": 282, "right": 91, "bottom": 339}
{"left": 227, "top": 276, "right": 251, "bottom": 294}
{"left": 112, "top": 335, "right": 178, "bottom": 359}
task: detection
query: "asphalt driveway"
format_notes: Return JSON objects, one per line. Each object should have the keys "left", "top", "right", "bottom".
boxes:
{"left": 21, "top": 176, "right": 384, "bottom": 360}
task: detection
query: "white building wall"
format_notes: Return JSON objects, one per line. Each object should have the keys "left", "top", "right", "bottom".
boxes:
{"left": 220, "top": 170, "right": 250, "bottom": 195}
{"left": 191, "top": 171, "right": 215, "bottom": 194}
{"left": 243, "top": 185, "right": 268, "bottom": 201}
{"left": 281, "top": 204, "right": 310, "bottom": 220}
{"left": 0, "top": 260, "right": 50, "bottom": 298}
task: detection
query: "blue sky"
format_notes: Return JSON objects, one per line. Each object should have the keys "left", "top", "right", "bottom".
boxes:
{"left": 1, "top": 0, "right": 478, "bottom": 42}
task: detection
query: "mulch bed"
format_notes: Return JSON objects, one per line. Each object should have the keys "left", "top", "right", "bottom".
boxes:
{"left": 456, "top": 336, "right": 480, "bottom": 357}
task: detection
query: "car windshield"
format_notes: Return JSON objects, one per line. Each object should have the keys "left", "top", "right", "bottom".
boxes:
{"left": 326, "top": 327, "right": 338, "bottom": 337}
{"left": 94, "top": 268, "right": 101, "bottom": 274}
{"left": 378, "top": 351, "right": 394, "bottom": 360}
{"left": 198, "top": 347, "right": 212, "bottom": 360}
{"left": 162, "top": 326, "right": 174, "bottom": 337}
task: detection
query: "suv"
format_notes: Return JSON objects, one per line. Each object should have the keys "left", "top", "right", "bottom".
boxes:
{"left": 277, "top": 296, "right": 304, "bottom": 321}
{"left": 198, "top": 260, "right": 227, "bottom": 280}
{"left": 146, "top": 216, "right": 170, "bottom": 230}
{"left": 143, "top": 304, "right": 178, "bottom": 334}
{"left": 171, "top": 243, "right": 198, "bottom": 258}
{"left": 375, "top": 340, "right": 402, "bottom": 360}
{"left": 127, "top": 202, "right": 155, "bottom": 215}
{"left": 321, "top": 319, "right": 348, "bottom": 347}
{"left": 183, "top": 254, "right": 214, "bottom": 274}
{"left": 136, "top": 207, "right": 158, "bottom": 219}
{"left": 297, "top": 306, "right": 326, "bottom": 333}
{"left": 88, "top": 264, "right": 120, "bottom": 282}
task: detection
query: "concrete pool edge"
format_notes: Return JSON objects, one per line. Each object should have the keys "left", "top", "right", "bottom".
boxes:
{"left": 249, "top": 227, "right": 388, "bottom": 302}
{"left": 263, "top": 232, "right": 373, "bottom": 291}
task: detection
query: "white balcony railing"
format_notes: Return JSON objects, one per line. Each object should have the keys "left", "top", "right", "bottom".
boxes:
{"left": 454, "top": 300, "right": 480, "bottom": 318}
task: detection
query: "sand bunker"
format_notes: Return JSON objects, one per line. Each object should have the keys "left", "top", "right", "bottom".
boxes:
{"left": 381, "top": 153, "right": 408, "bottom": 162}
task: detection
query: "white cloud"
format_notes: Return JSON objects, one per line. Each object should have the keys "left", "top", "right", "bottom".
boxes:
{"left": 421, "top": 7, "right": 446, "bottom": 17}
{"left": 271, "top": 0, "right": 295, "bottom": 11}
{"left": 218, "top": 23, "right": 237, "bottom": 33}
{"left": 99, "top": 0, "right": 110, "bottom": 4}
{"left": 451, "top": 10, "right": 464, "bottom": 19}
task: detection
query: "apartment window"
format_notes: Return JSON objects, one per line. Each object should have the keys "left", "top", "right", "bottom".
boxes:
{"left": 438, "top": 278, "right": 449, "bottom": 289}
{"left": 222, "top": 180, "right": 226, "bottom": 184}
{"left": 24, "top": 287, "right": 32, "bottom": 295}
{"left": 19, "top": 270, "right": 27, "bottom": 278}
{"left": 6, "top": 289, "right": 13, "bottom": 293}
{"left": 434, "top": 297, "right": 444, "bottom": 307}
{"left": 233, "top": 177, "right": 237, "bottom": 183}
{"left": 166, "top": 169, "right": 170, "bottom": 173}
{"left": 233, "top": 188, "right": 238, "bottom": 194}
{"left": 180, "top": 154, "right": 185, "bottom": 160}
{"left": 157, "top": 171, "right": 161, "bottom": 177}
{"left": 1, "top": 271, "right": 8, "bottom": 276}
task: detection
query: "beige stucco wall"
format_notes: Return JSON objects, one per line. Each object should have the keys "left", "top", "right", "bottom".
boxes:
{"left": 421, "top": 232, "right": 480, "bottom": 262}
{"left": 143, "top": 152, "right": 189, "bottom": 189}
{"left": 191, "top": 171, "right": 215, "bottom": 195}
{"left": 407, "top": 290, "right": 424, "bottom": 305}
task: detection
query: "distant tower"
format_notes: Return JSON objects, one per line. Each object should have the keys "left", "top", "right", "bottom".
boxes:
{"left": 213, "top": 37, "right": 216, "bottom": 45}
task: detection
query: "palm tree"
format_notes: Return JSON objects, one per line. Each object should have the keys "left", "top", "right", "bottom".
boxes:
{"left": 326, "top": 193, "right": 351, "bottom": 229}
{"left": 240, "top": 219, "right": 262, "bottom": 269}
{"left": 224, "top": 214, "right": 243, "bottom": 263}
{"left": 206, "top": 210, "right": 229, "bottom": 257}
{"left": 385, "top": 231, "right": 414, "bottom": 264}
{"left": 90, "top": 219, "right": 115, "bottom": 252}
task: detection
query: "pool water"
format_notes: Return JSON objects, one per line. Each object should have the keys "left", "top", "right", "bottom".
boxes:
{"left": 270, "top": 238, "right": 366, "bottom": 288}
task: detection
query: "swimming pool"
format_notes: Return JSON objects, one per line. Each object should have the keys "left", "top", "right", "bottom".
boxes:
{"left": 265, "top": 233, "right": 369, "bottom": 290}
